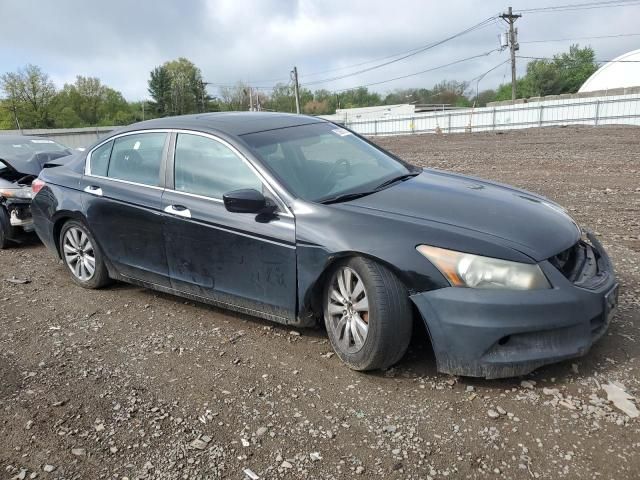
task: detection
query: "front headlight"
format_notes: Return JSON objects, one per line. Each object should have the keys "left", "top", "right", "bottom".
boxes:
{"left": 417, "top": 245, "right": 550, "bottom": 290}
{"left": 0, "top": 186, "right": 33, "bottom": 200}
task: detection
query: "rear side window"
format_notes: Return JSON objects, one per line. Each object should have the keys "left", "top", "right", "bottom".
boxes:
{"left": 107, "top": 133, "right": 167, "bottom": 186}
{"left": 89, "top": 140, "right": 113, "bottom": 176}
{"left": 174, "top": 134, "right": 262, "bottom": 198}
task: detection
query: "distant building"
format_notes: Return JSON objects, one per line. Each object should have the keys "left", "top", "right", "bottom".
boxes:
{"left": 319, "top": 103, "right": 460, "bottom": 123}
{"left": 579, "top": 49, "right": 640, "bottom": 93}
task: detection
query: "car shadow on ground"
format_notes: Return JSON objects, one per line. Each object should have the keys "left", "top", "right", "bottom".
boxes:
{"left": 99, "top": 280, "right": 629, "bottom": 390}
{"left": 6, "top": 235, "right": 42, "bottom": 250}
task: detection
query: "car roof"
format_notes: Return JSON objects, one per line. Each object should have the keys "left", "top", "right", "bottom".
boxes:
{"left": 117, "top": 111, "right": 327, "bottom": 137}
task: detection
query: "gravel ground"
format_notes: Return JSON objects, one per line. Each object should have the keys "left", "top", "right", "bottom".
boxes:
{"left": 1, "top": 125, "right": 639, "bottom": 480}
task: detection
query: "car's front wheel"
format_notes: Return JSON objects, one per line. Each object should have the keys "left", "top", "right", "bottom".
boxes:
{"left": 0, "top": 207, "right": 14, "bottom": 249}
{"left": 323, "top": 257, "right": 412, "bottom": 371}
{"left": 59, "top": 220, "right": 111, "bottom": 289}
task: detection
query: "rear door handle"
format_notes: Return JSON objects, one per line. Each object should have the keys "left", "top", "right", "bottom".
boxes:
{"left": 84, "top": 185, "right": 103, "bottom": 196}
{"left": 164, "top": 204, "right": 192, "bottom": 218}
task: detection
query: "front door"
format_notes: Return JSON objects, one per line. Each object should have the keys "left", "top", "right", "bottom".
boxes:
{"left": 161, "top": 132, "right": 297, "bottom": 322}
{"left": 82, "top": 132, "right": 171, "bottom": 287}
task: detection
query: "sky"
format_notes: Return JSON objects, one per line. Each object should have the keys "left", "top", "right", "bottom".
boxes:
{"left": 1, "top": 0, "right": 640, "bottom": 101}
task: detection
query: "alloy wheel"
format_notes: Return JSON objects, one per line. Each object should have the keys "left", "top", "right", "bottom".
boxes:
{"left": 327, "top": 266, "right": 370, "bottom": 353}
{"left": 63, "top": 227, "right": 96, "bottom": 281}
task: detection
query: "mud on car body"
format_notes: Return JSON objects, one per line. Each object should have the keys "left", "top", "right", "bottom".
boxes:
{"left": 0, "top": 135, "right": 72, "bottom": 248}
{"left": 31, "top": 112, "right": 618, "bottom": 378}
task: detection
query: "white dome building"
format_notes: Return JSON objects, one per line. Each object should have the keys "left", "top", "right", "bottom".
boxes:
{"left": 579, "top": 49, "right": 640, "bottom": 92}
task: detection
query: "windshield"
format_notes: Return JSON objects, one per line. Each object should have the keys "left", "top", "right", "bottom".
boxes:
{"left": 0, "top": 138, "right": 68, "bottom": 162}
{"left": 243, "top": 123, "right": 416, "bottom": 202}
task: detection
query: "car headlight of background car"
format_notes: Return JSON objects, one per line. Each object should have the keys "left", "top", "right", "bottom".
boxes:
{"left": 0, "top": 186, "right": 33, "bottom": 200}
{"left": 417, "top": 245, "right": 551, "bottom": 290}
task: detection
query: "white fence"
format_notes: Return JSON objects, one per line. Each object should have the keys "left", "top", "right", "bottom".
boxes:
{"left": 342, "top": 93, "right": 640, "bottom": 136}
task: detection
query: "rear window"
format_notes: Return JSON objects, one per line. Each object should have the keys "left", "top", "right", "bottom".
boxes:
{"left": 106, "top": 133, "right": 167, "bottom": 186}
{"left": 89, "top": 141, "right": 113, "bottom": 177}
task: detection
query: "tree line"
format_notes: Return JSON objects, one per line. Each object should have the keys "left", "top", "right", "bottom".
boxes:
{"left": 0, "top": 45, "right": 598, "bottom": 130}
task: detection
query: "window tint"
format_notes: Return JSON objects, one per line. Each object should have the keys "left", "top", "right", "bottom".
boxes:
{"left": 174, "top": 134, "right": 262, "bottom": 198}
{"left": 89, "top": 140, "right": 113, "bottom": 176}
{"left": 107, "top": 133, "right": 167, "bottom": 186}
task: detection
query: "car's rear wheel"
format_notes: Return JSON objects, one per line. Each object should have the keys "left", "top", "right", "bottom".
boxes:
{"left": 59, "top": 220, "right": 110, "bottom": 289}
{"left": 0, "top": 207, "right": 14, "bottom": 249}
{"left": 323, "top": 257, "right": 412, "bottom": 371}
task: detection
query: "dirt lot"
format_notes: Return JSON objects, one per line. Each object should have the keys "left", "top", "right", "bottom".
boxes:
{"left": 1, "top": 125, "right": 639, "bottom": 479}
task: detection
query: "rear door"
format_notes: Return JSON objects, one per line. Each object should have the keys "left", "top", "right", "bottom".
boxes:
{"left": 161, "top": 132, "right": 297, "bottom": 322}
{"left": 82, "top": 131, "right": 171, "bottom": 286}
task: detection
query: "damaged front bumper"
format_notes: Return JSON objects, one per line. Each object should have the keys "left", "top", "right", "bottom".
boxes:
{"left": 2, "top": 199, "right": 34, "bottom": 234}
{"left": 411, "top": 234, "right": 617, "bottom": 379}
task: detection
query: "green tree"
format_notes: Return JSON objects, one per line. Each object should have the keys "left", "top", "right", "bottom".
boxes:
{"left": 0, "top": 64, "right": 57, "bottom": 128}
{"left": 337, "top": 87, "right": 382, "bottom": 109}
{"left": 0, "top": 100, "right": 16, "bottom": 129}
{"left": 147, "top": 58, "right": 207, "bottom": 116}
{"left": 148, "top": 66, "right": 171, "bottom": 116}
{"left": 495, "top": 45, "right": 598, "bottom": 100}
{"left": 264, "top": 83, "right": 296, "bottom": 112}
{"left": 474, "top": 89, "right": 497, "bottom": 107}
{"left": 430, "top": 80, "right": 471, "bottom": 107}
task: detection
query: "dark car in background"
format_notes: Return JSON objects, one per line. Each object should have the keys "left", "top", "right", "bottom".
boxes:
{"left": 31, "top": 113, "right": 618, "bottom": 378}
{"left": 0, "top": 135, "right": 72, "bottom": 248}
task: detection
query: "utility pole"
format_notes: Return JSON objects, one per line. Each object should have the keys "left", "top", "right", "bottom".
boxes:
{"left": 500, "top": 7, "right": 521, "bottom": 102}
{"left": 291, "top": 66, "right": 301, "bottom": 114}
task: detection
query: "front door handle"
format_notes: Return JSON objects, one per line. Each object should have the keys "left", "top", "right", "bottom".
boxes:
{"left": 164, "top": 204, "right": 192, "bottom": 218}
{"left": 84, "top": 185, "right": 103, "bottom": 196}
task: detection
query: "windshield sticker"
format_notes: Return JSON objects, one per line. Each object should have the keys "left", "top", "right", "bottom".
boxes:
{"left": 30, "top": 139, "right": 55, "bottom": 144}
{"left": 133, "top": 141, "right": 141, "bottom": 150}
{"left": 332, "top": 128, "right": 353, "bottom": 137}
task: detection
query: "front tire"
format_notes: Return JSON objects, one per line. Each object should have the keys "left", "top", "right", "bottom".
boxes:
{"left": 59, "top": 220, "right": 111, "bottom": 289}
{"left": 323, "top": 257, "right": 412, "bottom": 371}
{"left": 0, "top": 207, "right": 14, "bottom": 249}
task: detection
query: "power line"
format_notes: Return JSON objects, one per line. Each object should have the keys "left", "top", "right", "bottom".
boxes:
{"left": 238, "top": 14, "right": 499, "bottom": 85}
{"left": 299, "top": 16, "right": 499, "bottom": 80}
{"left": 517, "top": 0, "right": 640, "bottom": 13}
{"left": 300, "top": 15, "right": 498, "bottom": 87}
{"left": 334, "top": 49, "right": 502, "bottom": 93}
{"left": 468, "top": 59, "right": 511, "bottom": 85}
{"left": 521, "top": 32, "right": 640, "bottom": 43}
{"left": 517, "top": 55, "right": 640, "bottom": 63}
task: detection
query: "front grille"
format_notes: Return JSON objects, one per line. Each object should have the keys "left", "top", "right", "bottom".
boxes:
{"left": 548, "top": 239, "right": 608, "bottom": 289}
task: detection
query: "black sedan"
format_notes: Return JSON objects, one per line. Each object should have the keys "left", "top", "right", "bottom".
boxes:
{"left": 31, "top": 113, "right": 618, "bottom": 378}
{"left": 0, "top": 135, "right": 72, "bottom": 248}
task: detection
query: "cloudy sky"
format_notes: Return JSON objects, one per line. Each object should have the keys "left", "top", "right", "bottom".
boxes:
{"left": 2, "top": 0, "right": 640, "bottom": 100}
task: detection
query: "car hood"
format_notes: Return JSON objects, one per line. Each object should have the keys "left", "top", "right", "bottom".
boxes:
{"left": 341, "top": 169, "right": 580, "bottom": 261}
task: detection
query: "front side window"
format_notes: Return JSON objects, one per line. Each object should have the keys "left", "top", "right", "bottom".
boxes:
{"left": 89, "top": 140, "right": 113, "bottom": 177}
{"left": 174, "top": 133, "right": 262, "bottom": 198}
{"left": 107, "top": 133, "right": 167, "bottom": 186}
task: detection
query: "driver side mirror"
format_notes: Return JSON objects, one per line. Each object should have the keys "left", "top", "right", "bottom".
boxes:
{"left": 223, "top": 188, "right": 267, "bottom": 213}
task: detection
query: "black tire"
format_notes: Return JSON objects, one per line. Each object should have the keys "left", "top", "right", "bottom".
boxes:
{"left": 0, "top": 207, "right": 14, "bottom": 249}
{"left": 323, "top": 256, "right": 412, "bottom": 371}
{"left": 59, "top": 220, "right": 111, "bottom": 289}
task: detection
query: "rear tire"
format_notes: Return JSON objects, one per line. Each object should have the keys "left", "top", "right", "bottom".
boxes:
{"left": 59, "top": 220, "right": 111, "bottom": 289}
{"left": 323, "top": 257, "right": 412, "bottom": 371}
{"left": 0, "top": 207, "right": 14, "bottom": 249}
